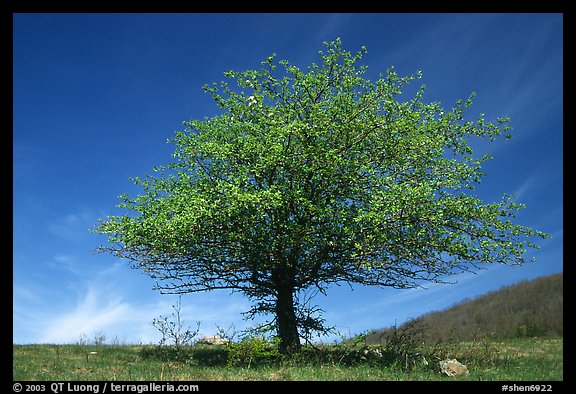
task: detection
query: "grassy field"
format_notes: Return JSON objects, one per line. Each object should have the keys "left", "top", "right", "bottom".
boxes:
{"left": 13, "top": 337, "right": 562, "bottom": 381}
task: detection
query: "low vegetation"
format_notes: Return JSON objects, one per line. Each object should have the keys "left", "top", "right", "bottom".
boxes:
{"left": 13, "top": 335, "right": 562, "bottom": 381}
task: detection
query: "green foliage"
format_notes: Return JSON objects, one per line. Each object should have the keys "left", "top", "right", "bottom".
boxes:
{"left": 93, "top": 38, "right": 550, "bottom": 352}
{"left": 225, "top": 336, "right": 283, "bottom": 368}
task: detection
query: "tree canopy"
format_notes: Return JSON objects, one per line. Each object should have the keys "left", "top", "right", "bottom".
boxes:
{"left": 94, "top": 39, "right": 549, "bottom": 353}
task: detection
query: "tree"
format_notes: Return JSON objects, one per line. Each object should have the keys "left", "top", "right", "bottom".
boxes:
{"left": 94, "top": 39, "right": 549, "bottom": 354}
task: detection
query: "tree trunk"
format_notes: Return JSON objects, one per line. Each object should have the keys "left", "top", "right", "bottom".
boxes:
{"left": 276, "top": 284, "right": 301, "bottom": 354}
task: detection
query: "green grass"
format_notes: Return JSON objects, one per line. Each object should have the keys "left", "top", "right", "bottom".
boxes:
{"left": 13, "top": 337, "right": 562, "bottom": 381}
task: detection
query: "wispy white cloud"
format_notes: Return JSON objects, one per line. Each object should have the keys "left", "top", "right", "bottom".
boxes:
{"left": 512, "top": 174, "right": 539, "bottom": 202}
{"left": 47, "top": 210, "right": 96, "bottom": 242}
{"left": 47, "top": 254, "right": 83, "bottom": 275}
{"left": 39, "top": 284, "right": 132, "bottom": 344}
{"left": 36, "top": 285, "right": 254, "bottom": 344}
{"left": 16, "top": 255, "right": 255, "bottom": 344}
{"left": 511, "top": 163, "right": 561, "bottom": 203}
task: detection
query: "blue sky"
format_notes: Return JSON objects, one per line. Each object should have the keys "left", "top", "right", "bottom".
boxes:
{"left": 13, "top": 13, "right": 563, "bottom": 345}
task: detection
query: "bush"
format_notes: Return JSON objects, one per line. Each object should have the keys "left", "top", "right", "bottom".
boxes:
{"left": 151, "top": 296, "right": 201, "bottom": 348}
{"left": 377, "top": 321, "right": 430, "bottom": 370}
{"left": 226, "top": 336, "right": 282, "bottom": 368}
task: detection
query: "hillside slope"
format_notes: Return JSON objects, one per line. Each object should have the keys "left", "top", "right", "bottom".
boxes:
{"left": 367, "top": 272, "right": 563, "bottom": 343}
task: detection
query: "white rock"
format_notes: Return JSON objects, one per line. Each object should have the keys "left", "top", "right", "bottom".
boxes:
{"left": 439, "top": 359, "right": 469, "bottom": 376}
{"left": 197, "top": 335, "right": 230, "bottom": 346}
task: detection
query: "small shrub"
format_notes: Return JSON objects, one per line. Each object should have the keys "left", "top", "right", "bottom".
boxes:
{"left": 151, "top": 296, "right": 200, "bottom": 348}
{"left": 93, "top": 331, "right": 107, "bottom": 346}
{"left": 335, "top": 331, "right": 383, "bottom": 365}
{"left": 214, "top": 324, "right": 238, "bottom": 343}
{"left": 75, "top": 334, "right": 88, "bottom": 346}
{"left": 226, "top": 336, "right": 282, "bottom": 368}
{"left": 379, "top": 321, "right": 429, "bottom": 370}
